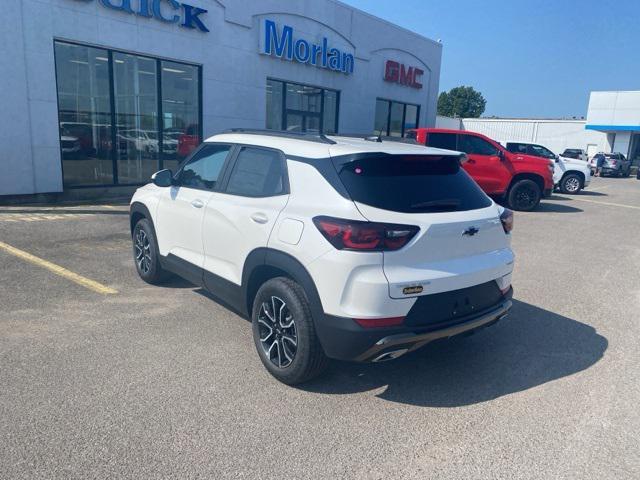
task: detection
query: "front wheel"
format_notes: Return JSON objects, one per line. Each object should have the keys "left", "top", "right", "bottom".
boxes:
{"left": 132, "top": 218, "right": 172, "bottom": 284}
{"left": 560, "top": 173, "right": 583, "bottom": 194}
{"left": 252, "top": 277, "right": 329, "bottom": 385}
{"left": 507, "top": 179, "right": 541, "bottom": 211}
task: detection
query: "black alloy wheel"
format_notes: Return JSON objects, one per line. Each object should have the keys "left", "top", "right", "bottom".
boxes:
{"left": 508, "top": 179, "right": 541, "bottom": 211}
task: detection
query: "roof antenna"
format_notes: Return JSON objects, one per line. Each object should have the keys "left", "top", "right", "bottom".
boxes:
{"left": 375, "top": 127, "right": 384, "bottom": 143}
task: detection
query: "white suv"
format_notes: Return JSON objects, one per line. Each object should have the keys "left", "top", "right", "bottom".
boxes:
{"left": 504, "top": 142, "right": 591, "bottom": 194}
{"left": 129, "top": 130, "right": 515, "bottom": 384}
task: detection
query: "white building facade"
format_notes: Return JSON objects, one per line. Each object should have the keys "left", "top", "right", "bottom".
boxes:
{"left": 585, "top": 91, "right": 640, "bottom": 164}
{"left": 1, "top": 0, "right": 442, "bottom": 198}
{"left": 436, "top": 117, "right": 609, "bottom": 159}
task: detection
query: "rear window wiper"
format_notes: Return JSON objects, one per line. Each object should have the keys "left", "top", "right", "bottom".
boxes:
{"left": 409, "top": 199, "right": 460, "bottom": 211}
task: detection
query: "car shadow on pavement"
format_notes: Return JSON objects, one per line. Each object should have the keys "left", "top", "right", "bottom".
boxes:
{"left": 301, "top": 299, "right": 607, "bottom": 407}
{"left": 578, "top": 190, "right": 608, "bottom": 197}
{"left": 536, "top": 202, "right": 583, "bottom": 213}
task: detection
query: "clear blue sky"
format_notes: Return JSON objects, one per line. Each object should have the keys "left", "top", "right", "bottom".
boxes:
{"left": 341, "top": 0, "right": 640, "bottom": 118}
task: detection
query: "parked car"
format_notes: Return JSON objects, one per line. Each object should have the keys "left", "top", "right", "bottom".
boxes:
{"left": 178, "top": 124, "right": 200, "bottom": 159}
{"left": 503, "top": 141, "right": 591, "bottom": 194}
{"left": 59, "top": 126, "right": 81, "bottom": 158}
{"left": 561, "top": 148, "right": 588, "bottom": 162}
{"left": 591, "top": 152, "right": 632, "bottom": 177}
{"left": 407, "top": 128, "right": 554, "bottom": 211}
{"left": 129, "top": 129, "right": 515, "bottom": 384}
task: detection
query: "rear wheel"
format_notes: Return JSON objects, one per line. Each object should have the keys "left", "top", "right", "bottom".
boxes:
{"left": 132, "top": 218, "right": 171, "bottom": 284}
{"left": 507, "top": 179, "right": 541, "bottom": 211}
{"left": 252, "top": 277, "right": 329, "bottom": 385}
{"left": 560, "top": 173, "right": 583, "bottom": 194}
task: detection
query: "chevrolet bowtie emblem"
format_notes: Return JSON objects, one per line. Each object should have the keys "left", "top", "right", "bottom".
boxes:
{"left": 463, "top": 226, "right": 479, "bottom": 237}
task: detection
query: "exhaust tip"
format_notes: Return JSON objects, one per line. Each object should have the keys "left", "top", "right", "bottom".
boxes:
{"left": 372, "top": 348, "right": 409, "bottom": 363}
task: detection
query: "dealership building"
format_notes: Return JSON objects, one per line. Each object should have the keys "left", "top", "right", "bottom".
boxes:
{"left": 1, "top": 0, "right": 442, "bottom": 199}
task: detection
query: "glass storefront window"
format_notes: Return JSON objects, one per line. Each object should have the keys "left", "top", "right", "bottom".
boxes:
{"left": 389, "top": 102, "right": 404, "bottom": 137}
{"left": 374, "top": 98, "right": 420, "bottom": 137}
{"left": 113, "top": 52, "right": 158, "bottom": 184}
{"left": 54, "top": 41, "right": 201, "bottom": 187}
{"left": 54, "top": 43, "right": 114, "bottom": 186}
{"left": 374, "top": 99, "right": 390, "bottom": 136}
{"left": 266, "top": 79, "right": 339, "bottom": 134}
{"left": 266, "top": 79, "right": 283, "bottom": 131}
{"left": 404, "top": 104, "right": 419, "bottom": 132}
{"left": 323, "top": 90, "right": 339, "bottom": 135}
{"left": 161, "top": 61, "right": 201, "bottom": 171}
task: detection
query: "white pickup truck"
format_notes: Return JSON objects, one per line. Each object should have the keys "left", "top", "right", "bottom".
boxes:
{"left": 502, "top": 141, "right": 591, "bottom": 194}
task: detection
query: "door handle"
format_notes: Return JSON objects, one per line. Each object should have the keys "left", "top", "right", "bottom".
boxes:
{"left": 250, "top": 212, "right": 269, "bottom": 224}
{"left": 467, "top": 159, "right": 476, "bottom": 164}
{"left": 191, "top": 199, "right": 204, "bottom": 208}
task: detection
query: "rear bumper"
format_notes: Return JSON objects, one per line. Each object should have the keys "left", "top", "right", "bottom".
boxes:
{"left": 315, "top": 287, "right": 513, "bottom": 362}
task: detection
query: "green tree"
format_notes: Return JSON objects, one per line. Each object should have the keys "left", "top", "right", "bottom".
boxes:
{"left": 437, "top": 86, "right": 486, "bottom": 118}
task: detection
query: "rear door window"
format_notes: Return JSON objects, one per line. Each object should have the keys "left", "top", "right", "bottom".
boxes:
{"left": 425, "top": 132, "right": 457, "bottom": 150}
{"left": 506, "top": 143, "right": 528, "bottom": 154}
{"left": 224, "top": 147, "right": 287, "bottom": 197}
{"left": 458, "top": 135, "right": 499, "bottom": 156}
{"left": 332, "top": 154, "right": 492, "bottom": 213}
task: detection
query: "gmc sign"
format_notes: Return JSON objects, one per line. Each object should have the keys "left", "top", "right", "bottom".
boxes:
{"left": 384, "top": 60, "right": 423, "bottom": 89}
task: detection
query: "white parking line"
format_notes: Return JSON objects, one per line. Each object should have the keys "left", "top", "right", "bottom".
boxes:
{"left": 571, "top": 197, "right": 640, "bottom": 210}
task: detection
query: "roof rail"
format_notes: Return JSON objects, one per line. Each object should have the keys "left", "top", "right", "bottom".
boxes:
{"left": 332, "top": 133, "right": 419, "bottom": 145}
{"left": 220, "top": 128, "right": 336, "bottom": 145}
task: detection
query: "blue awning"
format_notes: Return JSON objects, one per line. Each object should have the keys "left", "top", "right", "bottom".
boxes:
{"left": 585, "top": 124, "right": 640, "bottom": 132}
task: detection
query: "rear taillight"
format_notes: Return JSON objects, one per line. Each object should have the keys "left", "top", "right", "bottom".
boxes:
{"left": 313, "top": 216, "right": 419, "bottom": 251}
{"left": 500, "top": 208, "right": 514, "bottom": 234}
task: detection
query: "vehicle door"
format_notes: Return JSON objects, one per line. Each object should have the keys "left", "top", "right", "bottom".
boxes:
{"left": 621, "top": 154, "right": 631, "bottom": 172}
{"left": 202, "top": 146, "right": 290, "bottom": 289}
{"left": 457, "top": 133, "right": 508, "bottom": 195}
{"left": 155, "top": 144, "right": 233, "bottom": 271}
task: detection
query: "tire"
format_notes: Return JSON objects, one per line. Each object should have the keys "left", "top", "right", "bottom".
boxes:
{"left": 560, "top": 173, "right": 583, "bottom": 194}
{"left": 507, "top": 179, "right": 541, "bottom": 211}
{"left": 132, "top": 218, "right": 172, "bottom": 284}
{"left": 252, "top": 277, "right": 329, "bottom": 385}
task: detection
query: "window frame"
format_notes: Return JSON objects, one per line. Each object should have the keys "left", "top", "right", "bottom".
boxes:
{"left": 218, "top": 144, "right": 290, "bottom": 198}
{"left": 53, "top": 39, "right": 203, "bottom": 189}
{"left": 266, "top": 78, "right": 340, "bottom": 134}
{"left": 172, "top": 142, "right": 235, "bottom": 192}
{"left": 374, "top": 98, "right": 421, "bottom": 137}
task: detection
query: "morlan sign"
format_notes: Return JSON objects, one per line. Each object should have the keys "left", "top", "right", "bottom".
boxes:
{"left": 261, "top": 19, "right": 355, "bottom": 75}
{"left": 72, "top": 0, "right": 209, "bottom": 32}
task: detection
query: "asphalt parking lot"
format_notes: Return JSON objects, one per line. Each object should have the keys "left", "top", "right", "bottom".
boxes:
{"left": 1, "top": 176, "right": 639, "bottom": 479}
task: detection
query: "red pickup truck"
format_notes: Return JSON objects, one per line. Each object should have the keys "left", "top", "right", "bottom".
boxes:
{"left": 408, "top": 128, "right": 554, "bottom": 211}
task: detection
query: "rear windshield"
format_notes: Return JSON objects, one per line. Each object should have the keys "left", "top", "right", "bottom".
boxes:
{"left": 332, "top": 154, "right": 492, "bottom": 213}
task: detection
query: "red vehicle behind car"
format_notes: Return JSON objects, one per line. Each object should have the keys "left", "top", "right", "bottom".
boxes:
{"left": 408, "top": 128, "right": 554, "bottom": 211}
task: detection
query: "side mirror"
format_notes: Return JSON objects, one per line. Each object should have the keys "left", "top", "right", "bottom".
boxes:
{"left": 497, "top": 149, "right": 505, "bottom": 160}
{"left": 151, "top": 169, "right": 173, "bottom": 187}
{"left": 555, "top": 155, "right": 560, "bottom": 163}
